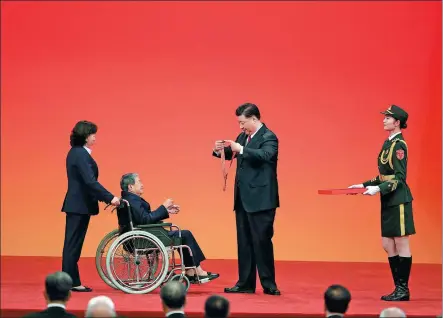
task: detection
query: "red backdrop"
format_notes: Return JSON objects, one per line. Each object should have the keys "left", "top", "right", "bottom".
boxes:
{"left": 1, "top": 1, "right": 441, "bottom": 263}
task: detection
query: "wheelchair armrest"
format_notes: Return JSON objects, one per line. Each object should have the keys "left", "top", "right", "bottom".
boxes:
{"left": 137, "top": 223, "right": 172, "bottom": 229}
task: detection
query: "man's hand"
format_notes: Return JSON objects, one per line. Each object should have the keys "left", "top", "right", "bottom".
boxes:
{"left": 363, "top": 186, "right": 380, "bottom": 196}
{"left": 224, "top": 140, "right": 241, "bottom": 153}
{"left": 163, "top": 198, "right": 174, "bottom": 210}
{"left": 167, "top": 204, "right": 180, "bottom": 214}
{"left": 214, "top": 140, "right": 225, "bottom": 153}
{"left": 111, "top": 197, "right": 120, "bottom": 206}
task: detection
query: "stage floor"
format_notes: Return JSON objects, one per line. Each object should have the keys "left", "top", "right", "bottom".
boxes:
{"left": 0, "top": 256, "right": 441, "bottom": 317}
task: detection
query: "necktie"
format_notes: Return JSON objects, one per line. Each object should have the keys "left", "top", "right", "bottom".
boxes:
{"left": 247, "top": 135, "right": 251, "bottom": 144}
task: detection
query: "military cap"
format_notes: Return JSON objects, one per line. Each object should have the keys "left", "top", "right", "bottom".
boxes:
{"left": 381, "top": 104, "right": 408, "bottom": 124}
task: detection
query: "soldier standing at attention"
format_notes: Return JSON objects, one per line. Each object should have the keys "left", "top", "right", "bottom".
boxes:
{"left": 349, "top": 105, "right": 415, "bottom": 302}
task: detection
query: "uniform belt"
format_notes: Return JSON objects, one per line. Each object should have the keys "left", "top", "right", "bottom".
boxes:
{"left": 380, "top": 174, "right": 395, "bottom": 181}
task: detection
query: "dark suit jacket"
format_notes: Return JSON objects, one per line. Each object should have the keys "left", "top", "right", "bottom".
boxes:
{"left": 61, "top": 146, "right": 114, "bottom": 215}
{"left": 23, "top": 306, "right": 76, "bottom": 318}
{"left": 121, "top": 191, "right": 169, "bottom": 225}
{"left": 213, "top": 123, "right": 279, "bottom": 213}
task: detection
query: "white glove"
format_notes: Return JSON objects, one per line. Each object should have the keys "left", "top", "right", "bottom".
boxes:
{"left": 363, "top": 186, "right": 380, "bottom": 195}
{"left": 348, "top": 184, "right": 364, "bottom": 189}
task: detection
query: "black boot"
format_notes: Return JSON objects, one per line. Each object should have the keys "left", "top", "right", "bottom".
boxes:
{"left": 382, "top": 256, "right": 411, "bottom": 301}
{"left": 381, "top": 255, "right": 400, "bottom": 300}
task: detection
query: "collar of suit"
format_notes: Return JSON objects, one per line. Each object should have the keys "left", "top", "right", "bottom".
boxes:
{"left": 166, "top": 310, "right": 185, "bottom": 316}
{"left": 240, "top": 123, "right": 266, "bottom": 154}
{"left": 249, "top": 123, "right": 264, "bottom": 141}
{"left": 121, "top": 190, "right": 148, "bottom": 203}
{"left": 83, "top": 146, "right": 92, "bottom": 154}
{"left": 47, "top": 303, "right": 66, "bottom": 309}
{"left": 326, "top": 313, "right": 344, "bottom": 317}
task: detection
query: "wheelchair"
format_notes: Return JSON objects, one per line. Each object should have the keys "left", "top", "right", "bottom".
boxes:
{"left": 96, "top": 198, "right": 209, "bottom": 294}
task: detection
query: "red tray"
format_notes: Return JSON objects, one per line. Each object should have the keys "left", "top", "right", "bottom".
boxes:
{"left": 318, "top": 188, "right": 366, "bottom": 195}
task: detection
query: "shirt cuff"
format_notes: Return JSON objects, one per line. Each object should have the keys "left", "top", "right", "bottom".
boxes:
{"left": 239, "top": 146, "right": 244, "bottom": 154}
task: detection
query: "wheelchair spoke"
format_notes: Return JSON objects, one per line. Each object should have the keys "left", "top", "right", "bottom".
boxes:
{"left": 107, "top": 233, "right": 169, "bottom": 293}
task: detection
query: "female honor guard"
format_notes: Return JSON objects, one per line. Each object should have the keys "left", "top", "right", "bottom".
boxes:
{"left": 349, "top": 105, "right": 415, "bottom": 301}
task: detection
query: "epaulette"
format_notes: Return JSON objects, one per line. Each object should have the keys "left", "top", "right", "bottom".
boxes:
{"left": 392, "top": 138, "right": 408, "bottom": 150}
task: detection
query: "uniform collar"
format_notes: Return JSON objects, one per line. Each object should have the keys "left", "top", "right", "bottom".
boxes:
{"left": 388, "top": 131, "right": 402, "bottom": 141}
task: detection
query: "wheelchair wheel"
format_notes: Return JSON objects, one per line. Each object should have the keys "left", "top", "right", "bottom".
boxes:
{"left": 95, "top": 229, "right": 119, "bottom": 289}
{"left": 170, "top": 274, "right": 190, "bottom": 291}
{"left": 106, "top": 230, "right": 169, "bottom": 294}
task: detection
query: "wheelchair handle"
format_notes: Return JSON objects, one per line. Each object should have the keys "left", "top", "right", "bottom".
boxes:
{"left": 104, "top": 198, "right": 130, "bottom": 212}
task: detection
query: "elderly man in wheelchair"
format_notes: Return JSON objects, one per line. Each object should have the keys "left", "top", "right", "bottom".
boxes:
{"left": 116, "top": 172, "right": 219, "bottom": 286}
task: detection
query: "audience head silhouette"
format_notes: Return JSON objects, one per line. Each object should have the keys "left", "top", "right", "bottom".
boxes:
{"left": 44, "top": 271, "right": 73, "bottom": 304}
{"left": 324, "top": 284, "right": 351, "bottom": 316}
{"left": 380, "top": 307, "right": 406, "bottom": 317}
{"left": 85, "top": 296, "right": 116, "bottom": 317}
{"left": 204, "top": 295, "right": 230, "bottom": 318}
{"left": 160, "top": 281, "right": 187, "bottom": 316}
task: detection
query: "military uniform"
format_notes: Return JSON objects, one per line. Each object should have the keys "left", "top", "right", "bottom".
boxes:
{"left": 362, "top": 132, "right": 415, "bottom": 237}
{"left": 361, "top": 104, "right": 414, "bottom": 302}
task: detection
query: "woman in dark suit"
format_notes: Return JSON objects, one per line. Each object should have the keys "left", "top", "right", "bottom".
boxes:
{"left": 61, "top": 120, "right": 120, "bottom": 292}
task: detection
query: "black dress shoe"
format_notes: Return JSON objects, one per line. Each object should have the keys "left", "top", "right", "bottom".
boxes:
{"left": 187, "top": 272, "right": 220, "bottom": 284}
{"left": 263, "top": 288, "right": 281, "bottom": 295}
{"left": 71, "top": 286, "right": 93, "bottom": 292}
{"left": 224, "top": 286, "right": 255, "bottom": 293}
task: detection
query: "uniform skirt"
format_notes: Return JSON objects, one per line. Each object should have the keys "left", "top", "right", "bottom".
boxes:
{"left": 381, "top": 202, "right": 416, "bottom": 237}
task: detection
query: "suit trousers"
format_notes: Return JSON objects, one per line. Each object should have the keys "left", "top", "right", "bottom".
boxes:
{"left": 235, "top": 187, "right": 277, "bottom": 290}
{"left": 168, "top": 230, "right": 206, "bottom": 267}
{"left": 62, "top": 213, "right": 91, "bottom": 286}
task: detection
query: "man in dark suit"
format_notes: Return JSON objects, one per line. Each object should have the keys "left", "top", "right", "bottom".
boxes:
{"left": 61, "top": 121, "right": 120, "bottom": 292}
{"left": 23, "top": 271, "right": 76, "bottom": 318}
{"left": 379, "top": 307, "right": 406, "bottom": 317}
{"left": 212, "top": 103, "right": 280, "bottom": 295}
{"left": 160, "top": 281, "right": 187, "bottom": 318}
{"left": 119, "top": 173, "right": 219, "bottom": 283}
{"left": 204, "top": 295, "right": 230, "bottom": 318}
{"left": 324, "top": 285, "right": 351, "bottom": 317}
{"left": 85, "top": 296, "right": 117, "bottom": 317}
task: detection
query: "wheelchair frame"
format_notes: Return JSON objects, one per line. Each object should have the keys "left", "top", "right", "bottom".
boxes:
{"left": 97, "top": 198, "right": 207, "bottom": 294}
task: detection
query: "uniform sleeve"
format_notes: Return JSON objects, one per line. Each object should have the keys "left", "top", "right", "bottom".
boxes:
{"left": 378, "top": 141, "right": 407, "bottom": 195}
{"left": 363, "top": 175, "right": 381, "bottom": 187}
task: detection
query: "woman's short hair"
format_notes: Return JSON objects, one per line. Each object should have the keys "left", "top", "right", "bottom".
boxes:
{"left": 70, "top": 121, "right": 97, "bottom": 146}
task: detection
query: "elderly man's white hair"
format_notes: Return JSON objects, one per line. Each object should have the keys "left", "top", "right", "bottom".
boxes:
{"left": 85, "top": 295, "right": 116, "bottom": 317}
{"left": 380, "top": 307, "right": 406, "bottom": 318}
